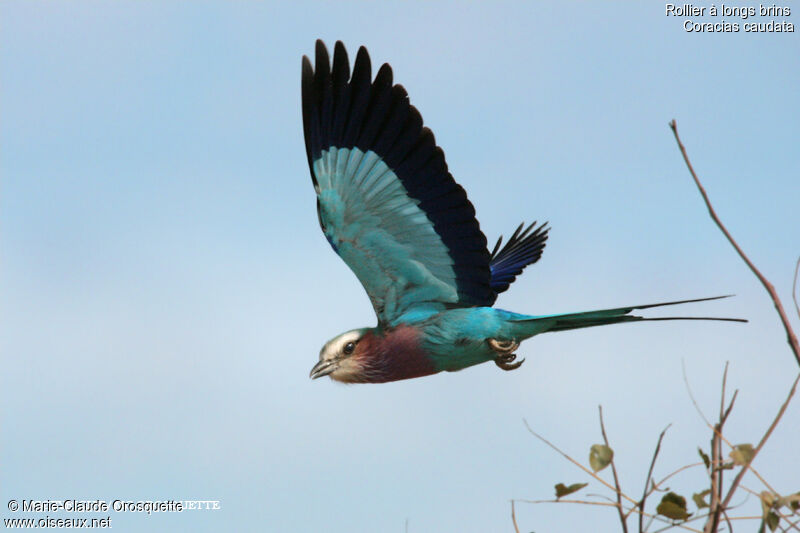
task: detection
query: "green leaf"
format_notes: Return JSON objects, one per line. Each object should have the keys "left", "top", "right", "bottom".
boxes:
{"left": 730, "top": 443, "right": 755, "bottom": 466}
{"left": 554, "top": 482, "right": 588, "bottom": 499}
{"left": 589, "top": 444, "right": 614, "bottom": 472}
{"left": 656, "top": 492, "right": 692, "bottom": 521}
{"left": 781, "top": 492, "right": 800, "bottom": 511}
{"left": 759, "top": 492, "right": 781, "bottom": 533}
{"left": 698, "top": 447, "right": 710, "bottom": 470}
{"left": 766, "top": 510, "right": 780, "bottom": 532}
{"left": 692, "top": 489, "right": 711, "bottom": 509}
{"left": 760, "top": 491, "right": 776, "bottom": 515}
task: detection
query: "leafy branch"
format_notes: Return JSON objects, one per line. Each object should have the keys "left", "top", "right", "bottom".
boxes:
{"left": 510, "top": 121, "right": 800, "bottom": 532}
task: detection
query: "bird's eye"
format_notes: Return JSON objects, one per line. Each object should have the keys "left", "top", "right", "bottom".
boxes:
{"left": 343, "top": 342, "right": 356, "bottom": 355}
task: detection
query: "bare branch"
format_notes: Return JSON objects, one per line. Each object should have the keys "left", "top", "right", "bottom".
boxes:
{"left": 719, "top": 372, "right": 800, "bottom": 511}
{"left": 517, "top": 498, "right": 621, "bottom": 508}
{"left": 793, "top": 257, "right": 800, "bottom": 321}
{"left": 638, "top": 424, "right": 671, "bottom": 533}
{"left": 703, "top": 364, "right": 741, "bottom": 533}
{"left": 599, "top": 406, "right": 629, "bottom": 533}
{"left": 721, "top": 509, "right": 733, "bottom": 533}
{"left": 511, "top": 500, "right": 519, "bottom": 533}
{"left": 719, "top": 361, "right": 728, "bottom": 421}
{"left": 704, "top": 367, "right": 729, "bottom": 533}
{"left": 669, "top": 119, "right": 800, "bottom": 367}
{"left": 721, "top": 389, "right": 738, "bottom": 424}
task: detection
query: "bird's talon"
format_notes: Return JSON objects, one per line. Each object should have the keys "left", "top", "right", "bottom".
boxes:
{"left": 488, "top": 338, "right": 519, "bottom": 354}
{"left": 497, "top": 352, "right": 516, "bottom": 364}
{"left": 488, "top": 338, "right": 523, "bottom": 371}
{"left": 495, "top": 357, "right": 525, "bottom": 371}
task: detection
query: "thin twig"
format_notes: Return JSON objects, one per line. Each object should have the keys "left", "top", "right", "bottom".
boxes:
{"left": 652, "top": 511, "right": 769, "bottom": 533}
{"left": 719, "top": 373, "right": 800, "bottom": 511}
{"left": 793, "top": 257, "right": 800, "bottom": 321}
{"left": 746, "top": 464, "right": 780, "bottom": 497}
{"left": 682, "top": 359, "right": 712, "bottom": 427}
{"left": 705, "top": 404, "right": 723, "bottom": 531}
{"left": 523, "top": 419, "right": 639, "bottom": 507}
{"left": 722, "top": 390, "right": 738, "bottom": 423}
{"left": 705, "top": 364, "right": 737, "bottom": 533}
{"left": 650, "top": 514, "right": 714, "bottom": 533}
{"left": 637, "top": 425, "right": 671, "bottom": 532}
{"left": 722, "top": 509, "right": 733, "bottom": 533}
{"left": 511, "top": 500, "right": 519, "bottom": 533}
{"left": 588, "top": 492, "right": 620, "bottom": 505}
{"left": 654, "top": 462, "right": 704, "bottom": 491}
{"left": 776, "top": 509, "right": 800, "bottom": 532}
{"left": 719, "top": 362, "right": 728, "bottom": 422}
{"left": 738, "top": 483, "right": 769, "bottom": 498}
{"left": 669, "top": 119, "right": 800, "bottom": 367}
{"left": 517, "top": 499, "right": 704, "bottom": 533}
{"left": 517, "top": 498, "right": 622, "bottom": 508}
{"left": 599, "top": 406, "right": 629, "bottom": 533}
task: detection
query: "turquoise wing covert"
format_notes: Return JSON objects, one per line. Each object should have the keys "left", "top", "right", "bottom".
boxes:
{"left": 302, "top": 41, "right": 494, "bottom": 325}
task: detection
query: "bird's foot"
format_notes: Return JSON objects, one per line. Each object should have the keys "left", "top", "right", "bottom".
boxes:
{"left": 488, "top": 339, "right": 524, "bottom": 371}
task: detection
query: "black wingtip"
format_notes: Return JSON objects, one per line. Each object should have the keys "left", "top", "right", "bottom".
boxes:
{"left": 374, "top": 62, "right": 393, "bottom": 87}
{"left": 332, "top": 41, "right": 350, "bottom": 78}
{"left": 301, "top": 55, "right": 313, "bottom": 84}
{"left": 490, "top": 235, "right": 503, "bottom": 258}
{"left": 315, "top": 40, "right": 330, "bottom": 77}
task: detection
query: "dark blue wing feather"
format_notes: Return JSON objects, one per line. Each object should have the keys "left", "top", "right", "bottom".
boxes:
{"left": 489, "top": 222, "right": 549, "bottom": 296}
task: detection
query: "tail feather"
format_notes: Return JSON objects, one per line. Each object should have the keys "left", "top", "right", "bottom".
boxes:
{"left": 510, "top": 295, "right": 747, "bottom": 337}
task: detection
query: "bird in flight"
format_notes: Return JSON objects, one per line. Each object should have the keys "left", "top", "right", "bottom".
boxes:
{"left": 302, "top": 40, "right": 744, "bottom": 384}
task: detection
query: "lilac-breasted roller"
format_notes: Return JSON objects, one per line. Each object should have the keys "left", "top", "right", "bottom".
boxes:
{"left": 303, "top": 41, "right": 744, "bottom": 384}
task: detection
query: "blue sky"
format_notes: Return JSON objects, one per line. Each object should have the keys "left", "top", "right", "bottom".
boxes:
{"left": 2, "top": 2, "right": 798, "bottom": 532}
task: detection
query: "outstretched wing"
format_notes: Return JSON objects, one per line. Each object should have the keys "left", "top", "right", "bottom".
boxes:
{"left": 489, "top": 221, "right": 549, "bottom": 297}
{"left": 302, "top": 40, "right": 492, "bottom": 325}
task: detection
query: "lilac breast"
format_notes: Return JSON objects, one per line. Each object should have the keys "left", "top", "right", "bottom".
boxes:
{"left": 355, "top": 326, "right": 438, "bottom": 383}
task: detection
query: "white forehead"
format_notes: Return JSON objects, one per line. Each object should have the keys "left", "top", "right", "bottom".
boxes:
{"left": 320, "top": 330, "right": 363, "bottom": 358}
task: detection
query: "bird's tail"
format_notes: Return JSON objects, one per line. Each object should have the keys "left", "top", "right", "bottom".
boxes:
{"left": 509, "top": 295, "right": 746, "bottom": 339}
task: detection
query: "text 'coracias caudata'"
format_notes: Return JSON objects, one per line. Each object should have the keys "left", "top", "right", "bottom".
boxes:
{"left": 302, "top": 40, "right": 745, "bottom": 384}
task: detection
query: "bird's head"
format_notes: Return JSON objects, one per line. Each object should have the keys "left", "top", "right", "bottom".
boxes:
{"left": 309, "top": 328, "right": 372, "bottom": 382}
